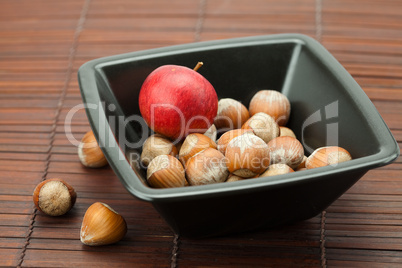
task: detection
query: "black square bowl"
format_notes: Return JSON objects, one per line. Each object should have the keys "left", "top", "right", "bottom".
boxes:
{"left": 78, "top": 34, "right": 399, "bottom": 238}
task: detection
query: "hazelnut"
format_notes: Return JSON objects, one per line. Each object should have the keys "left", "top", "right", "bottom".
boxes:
{"left": 147, "top": 155, "right": 187, "bottom": 188}
{"left": 185, "top": 148, "right": 229, "bottom": 185}
{"left": 226, "top": 174, "right": 246, "bottom": 182}
{"left": 242, "top": 112, "right": 280, "bottom": 143}
{"left": 179, "top": 133, "right": 216, "bottom": 165}
{"left": 203, "top": 124, "right": 217, "bottom": 142}
{"left": 33, "top": 178, "right": 77, "bottom": 216}
{"left": 225, "top": 132, "right": 270, "bottom": 178}
{"left": 214, "top": 98, "right": 250, "bottom": 132}
{"left": 296, "top": 155, "right": 307, "bottom": 170}
{"left": 140, "top": 134, "right": 178, "bottom": 166}
{"left": 260, "top": 164, "right": 294, "bottom": 177}
{"left": 216, "top": 129, "right": 253, "bottom": 155}
{"left": 267, "top": 136, "right": 304, "bottom": 169}
{"left": 279, "top": 126, "right": 296, "bottom": 138}
{"left": 306, "top": 146, "right": 352, "bottom": 169}
{"left": 78, "top": 131, "right": 108, "bottom": 168}
{"left": 249, "top": 90, "right": 291, "bottom": 126}
{"left": 80, "top": 202, "right": 127, "bottom": 246}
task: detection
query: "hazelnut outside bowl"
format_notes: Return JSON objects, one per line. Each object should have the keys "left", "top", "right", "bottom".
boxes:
{"left": 78, "top": 34, "right": 399, "bottom": 238}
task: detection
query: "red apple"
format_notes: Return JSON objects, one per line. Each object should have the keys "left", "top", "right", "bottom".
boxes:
{"left": 139, "top": 64, "right": 218, "bottom": 141}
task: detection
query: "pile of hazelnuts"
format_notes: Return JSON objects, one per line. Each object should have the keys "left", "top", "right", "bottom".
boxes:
{"left": 141, "top": 90, "right": 352, "bottom": 188}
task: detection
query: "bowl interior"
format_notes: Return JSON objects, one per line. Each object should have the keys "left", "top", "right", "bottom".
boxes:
{"left": 95, "top": 38, "right": 381, "bottom": 186}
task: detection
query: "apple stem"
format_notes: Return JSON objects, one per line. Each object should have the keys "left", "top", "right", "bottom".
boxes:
{"left": 193, "top": 62, "right": 203, "bottom": 72}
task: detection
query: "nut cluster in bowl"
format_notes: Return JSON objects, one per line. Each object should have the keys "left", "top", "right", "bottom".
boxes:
{"left": 140, "top": 89, "right": 352, "bottom": 188}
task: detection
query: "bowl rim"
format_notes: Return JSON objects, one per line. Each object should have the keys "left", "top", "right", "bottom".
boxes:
{"left": 78, "top": 33, "right": 399, "bottom": 202}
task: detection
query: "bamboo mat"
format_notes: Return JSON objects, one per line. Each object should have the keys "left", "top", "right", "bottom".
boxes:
{"left": 0, "top": 0, "right": 401, "bottom": 267}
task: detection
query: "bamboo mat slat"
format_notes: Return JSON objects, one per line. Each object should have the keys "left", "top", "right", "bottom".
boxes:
{"left": 0, "top": 0, "right": 401, "bottom": 267}
{"left": 320, "top": 2, "right": 402, "bottom": 266}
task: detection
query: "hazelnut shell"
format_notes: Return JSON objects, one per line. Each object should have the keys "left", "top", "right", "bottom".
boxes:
{"left": 225, "top": 132, "right": 270, "bottom": 177}
{"left": 242, "top": 112, "right": 280, "bottom": 143}
{"left": 214, "top": 98, "right": 250, "bottom": 131}
{"left": 226, "top": 174, "right": 246, "bottom": 182}
{"left": 185, "top": 148, "right": 229, "bottom": 185}
{"left": 179, "top": 133, "right": 216, "bottom": 165}
{"left": 217, "top": 129, "right": 253, "bottom": 155}
{"left": 268, "top": 136, "right": 304, "bottom": 169}
{"left": 33, "top": 178, "right": 77, "bottom": 216}
{"left": 203, "top": 124, "right": 217, "bottom": 142}
{"left": 306, "top": 146, "right": 352, "bottom": 169}
{"left": 140, "top": 134, "right": 178, "bottom": 166}
{"left": 260, "top": 164, "right": 294, "bottom": 177}
{"left": 279, "top": 126, "right": 296, "bottom": 139}
{"left": 80, "top": 202, "right": 127, "bottom": 246}
{"left": 78, "top": 131, "right": 108, "bottom": 168}
{"left": 249, "top": 90, "right": 291, "bottom": 126}
{"left": 147, "top": 155, "right": 187, "bottom": 188}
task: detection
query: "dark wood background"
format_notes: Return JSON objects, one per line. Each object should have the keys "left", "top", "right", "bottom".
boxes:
{"left": 0, "top": 0, "right": 401, "bottom": 267}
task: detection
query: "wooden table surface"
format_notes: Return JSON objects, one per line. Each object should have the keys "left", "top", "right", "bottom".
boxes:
{"left": 1, "top": 0, "right": 401, "bottom": 267}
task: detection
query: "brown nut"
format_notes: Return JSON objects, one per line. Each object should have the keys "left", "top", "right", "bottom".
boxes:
{"left": 225, "top": 132, "right": 270, "bottom": 178}
{"left": 216, "top": 129, "right": 253, "bottom": 155}
{"left": 268, "top": 136, "right": 304, "bottom": 169}
{"left": 203, "top": 124, "right": 217, "bottom": 142}
{"left": 296, "top": 155, "right": 308, "bottom": 170}
{"left": 80, "top": 202, "right": 127, "bottom": 246}
{"left": 147, "top": 155, "right": 187, "bottom": 188}
{"left": 249, "top": 90, "right": 291, "bottom": 126}
{"left": 214, "top": 98, "right": 250, "bottom": 132}
{"left": 185, "top": 148, "right": 229, "bottom": 185}
{"left": 33, "top": 178, "right": 77, "bottom": 216}
{"left": 279, "top": 126, "right": 296, "bottom": 138}
{"left": 306, "top": 146, "right": 352, "bottom": 169}
{"left": 179, "top": 133, "right": 216, "bottom": 165}
{"left": 226, "top": 174, "right": 246, "bottom": 182}
{"left": 140, "top": 134, "right": 178, "bottom": 166}
{"left": 78, "top": 131, "right": 108, "bottom": 168}
{"left": 260, "top": 164, "right": 294, "bottom": 177}
{"left": 242, "top": 112, "right": 280, "bottom": 143}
